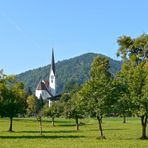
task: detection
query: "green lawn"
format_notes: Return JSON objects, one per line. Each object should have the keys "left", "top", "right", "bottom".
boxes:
{"left": 0, "top": 117, "right": 148, "bottom": 148}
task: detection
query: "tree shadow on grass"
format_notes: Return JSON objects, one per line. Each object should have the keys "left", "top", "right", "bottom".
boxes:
{"left": 58, "top": 124, "right": 76, "bottom": 127}
{"left": 49, "top": 120, "right": 74, "bottom": 124}
{"left": 113, "top": 137, "right": 148, "bottom": 140}
{"left": 14, "top": 118, "right": 74, "bottom": 124}
{"left": 0, "top": 135, "right": 85, "bottom": 139}
{"left": 104, "top": 128, "right": 127, "bottom": 131}
{"left": 58, "top": 122, "right": 86, "bottom": 127}
{"left": 15, "top": 130, "right": 78, "bottom": 134}
{"left": 88, "top": 128, "right": 127, "bottom": 131}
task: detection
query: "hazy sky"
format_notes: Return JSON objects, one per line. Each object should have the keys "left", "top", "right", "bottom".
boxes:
{"left": 0, "top": 0, "right": 148, "bottom": 74}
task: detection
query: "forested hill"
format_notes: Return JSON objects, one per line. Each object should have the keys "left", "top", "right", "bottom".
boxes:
{"left": 16, "top": 53, "right": 121, "bottom": 93}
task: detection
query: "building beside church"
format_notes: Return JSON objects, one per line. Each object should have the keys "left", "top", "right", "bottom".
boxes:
{"left": 35, "top": 49, "right": 59, "bottom": 106}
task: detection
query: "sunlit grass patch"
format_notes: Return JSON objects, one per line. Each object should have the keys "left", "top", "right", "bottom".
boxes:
{"left": 0, "top": 117, "right": 148, "bottom": 148}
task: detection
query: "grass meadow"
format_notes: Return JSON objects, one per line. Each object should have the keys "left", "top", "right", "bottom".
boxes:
{"left": 0, "top": 117, "right": 148, "bottom": 148}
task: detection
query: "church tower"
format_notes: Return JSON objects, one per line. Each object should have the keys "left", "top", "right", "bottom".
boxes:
{"left": 35, "top": 49, "right": 59, "bottom": 107}
{"left": 49, "top": 49, "right": 56, "bottom": 96}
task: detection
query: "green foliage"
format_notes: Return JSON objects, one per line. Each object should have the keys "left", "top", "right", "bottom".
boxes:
{"left": 81, "top": 56, "right": 113, "bottom": 117}
{"left": 34, "top": 96, "right": 44, "bottom": 135}
{"left": 16, "top": 53, "right": 121, "bottom": 93}
{"left": 117, "top": 34, "right": 148, "bottom": 139}
{"left": 63, "top": 93, "right": 85, "bottom": 119}
{"left": 122, "top": 62, "right": 148, "bottom": 139}
{"left": 80, "top": 56, "right": 113, "bottom": 138}
{"left": 60, "top": 90, "right": 86, "bottom": 130}
{"left": 63, "top": 81, "right": 80, "bottom": 93}
{"left": 117, "top": 34, "right": 148, "bottom": 63}
{"left": 0, "top": 70, "right": 5, "bottom": 116}
{"left": 26, "top": 95, "right": 37, "bottom": 116}
{"left": 126, "top": 62, "right": 148, "bottom": 117}
{"left": 43, "top": 101, "right": 63, "bottom": 127}
{"left": 43, "top": 101, "right": 63, "bottom": 119}
{"left": 35, "top": 96, "right": 44, "bottom": 117}
{"left": 0, "top": 76, "right": 26, "bottom": 118}
{"left": 113, "top": 66, "right": 132, "bottom": 120}
{"left": 0, "top": 74, "right": 26, "bottom": 131}
{"left": 26, "top": 87, "right": 33, "bottom": 96}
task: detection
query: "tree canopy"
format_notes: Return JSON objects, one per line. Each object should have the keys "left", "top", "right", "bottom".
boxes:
{"left": 117, "top": 34, "right": 148, "bottom": 139}
{"left": 117, "top": 34, "right": 148, "bottom": 63}
{"left": 80, "top": 56, "right": 113, "bottom": 138}
{"left": 0, "top": 74, "right": 26, "bottom": 131}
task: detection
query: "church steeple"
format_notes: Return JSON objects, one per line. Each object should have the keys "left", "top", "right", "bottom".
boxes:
{"left": 49, "top": 49, "right": 56, "bottom": 96}
{"left": 51, "top": 48, "right": 55, "bottom": 75}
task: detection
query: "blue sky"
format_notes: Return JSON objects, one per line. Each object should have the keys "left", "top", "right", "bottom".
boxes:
{"left": 0, "top": 0, "right": 148, "bottom": 75}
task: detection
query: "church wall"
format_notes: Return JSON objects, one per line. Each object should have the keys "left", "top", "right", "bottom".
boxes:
{"left": 35, "top": 90, "right": 51, "bottom": 100}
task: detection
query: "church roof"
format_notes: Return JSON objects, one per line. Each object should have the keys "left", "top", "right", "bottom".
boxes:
{"left": 36, "top": 80, "right": 53, "bottom": 97}
{"left": 43, "top": 80, "right": 49, "bottom": 88}
{"left": 51, "top": 48, "right": 55, "bottom": 75}
{"left": 49, "top": 94, "right": 61, "bottom": 101}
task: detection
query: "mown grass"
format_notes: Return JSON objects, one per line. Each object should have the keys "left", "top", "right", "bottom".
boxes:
{"left": 0, "top": 117, "right": 148, "bottom": 148}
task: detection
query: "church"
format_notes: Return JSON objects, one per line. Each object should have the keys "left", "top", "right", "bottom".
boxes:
{"left": 35, "top": 49, "right": 60, "bottom": 106}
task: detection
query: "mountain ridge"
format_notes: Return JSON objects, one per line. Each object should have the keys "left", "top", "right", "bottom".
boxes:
{"left": 16, "top": 53, "right": 121, "bottom": 93}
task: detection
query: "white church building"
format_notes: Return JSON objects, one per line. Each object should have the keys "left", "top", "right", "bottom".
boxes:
{"left": 35, "top": 49, "right": 60, "bottom": 106}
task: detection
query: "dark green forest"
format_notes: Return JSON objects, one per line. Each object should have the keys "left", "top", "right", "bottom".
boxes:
{"left": 16, "top": 53, "right": 121, "bottom": 93}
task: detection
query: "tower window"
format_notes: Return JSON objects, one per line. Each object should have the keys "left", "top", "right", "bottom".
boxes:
{"left": 51, "top": 75, "right": 54, "bottom": 83}
{"left": 51, "top": 75, "right": 54, "bottom": 79}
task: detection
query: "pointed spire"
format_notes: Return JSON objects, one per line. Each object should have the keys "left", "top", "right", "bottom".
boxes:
{"left": 51, "top": 48, "right": 55, "bottom": 75}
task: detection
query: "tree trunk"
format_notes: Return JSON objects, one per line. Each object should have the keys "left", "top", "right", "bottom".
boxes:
{"left": 140, "top": 115, "right": 148, "bottom": 139}
{"left": 97, "top": 116, "right": 105, "bottom": 139}
{"left": 52, "top": 117, "right": 55, "bottom": 127}
{"left": 39, "top": 117, "right": 42, "bottom": 135}
{"left": 75, "top": 117, "right": 79, "bottom": 130}
{"left": 9, "top": 116, "right": 13, "bottom": 132}
{"left": 123, "top": 114, "right": 126, "bottom": 123}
